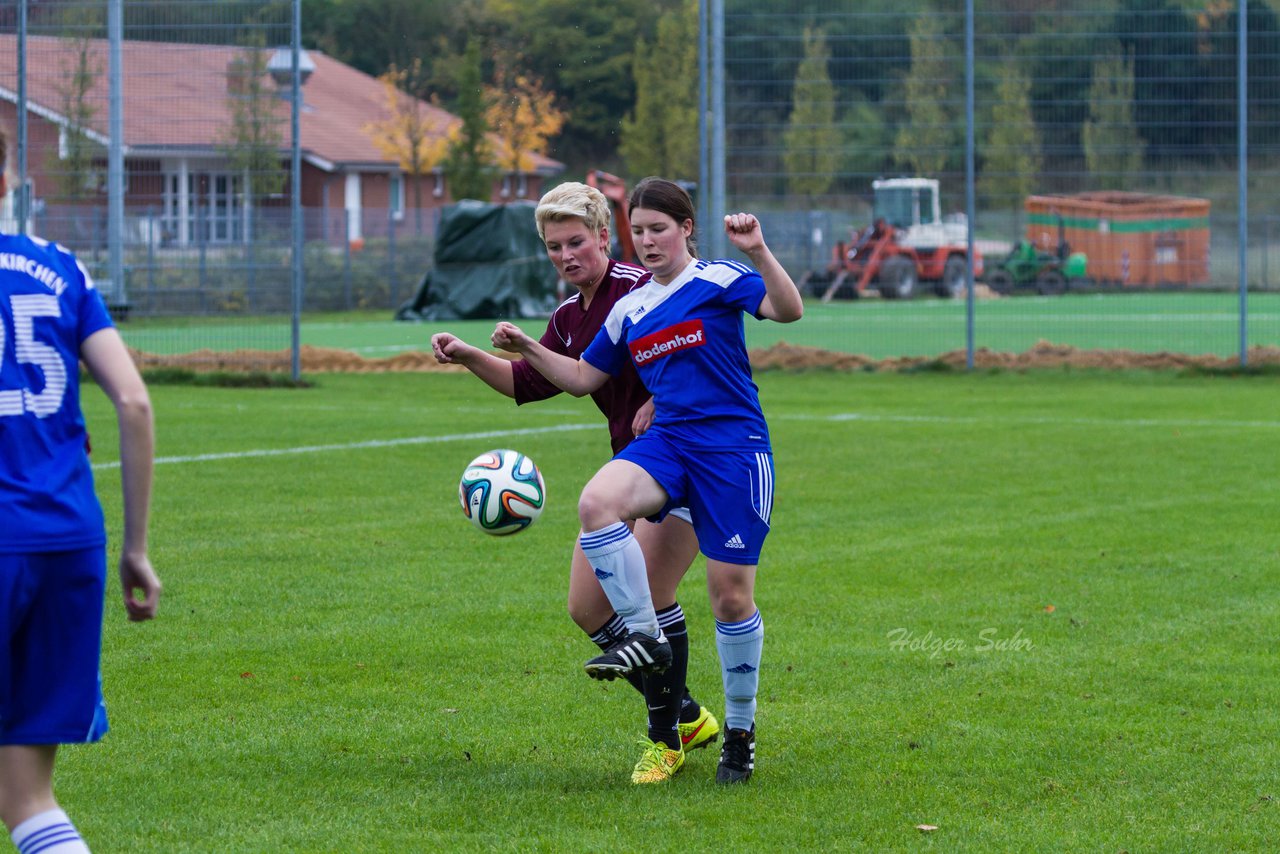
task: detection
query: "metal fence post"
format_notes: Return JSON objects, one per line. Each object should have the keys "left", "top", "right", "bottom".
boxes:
{"left": 388, "top": 208, "right": 398, "bottom": 307}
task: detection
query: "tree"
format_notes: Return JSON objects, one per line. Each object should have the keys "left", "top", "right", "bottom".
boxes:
{"left": 484, "top": 0, "right": 678, "bottom": 166}
{"left": 1082, "top": 47, "right": 1144, "bottom": 191}
{"left": 893, "top": 12, "right": 957, "bottom": 177}
{"left": 619, "top": 0, "right": 699, "bottom": 181}
{"left": 48, "top": 8, "right": 103, "bottom": 204}
{"left": 839, "top": 94, "right": 893, "bottom": 183}
{"left": 782, "top": 26, "right": 840, "bottom": 206}
{"left": 366, "top": 59, "right": 455, "bottom": 233}
{"left": 485, "top": 65, "right": 565, "bottom": 177}
{"left": 221, "top": 42, "right": 287, "bottom": 211}
{"left": 983, "top": 59, "right": 1042, "bottom": 228}
{"left": 444, "top": 38, "right": 494, "bottom": 202}
{"left": 305, "top": 0, "right": 456, "bottom": 81}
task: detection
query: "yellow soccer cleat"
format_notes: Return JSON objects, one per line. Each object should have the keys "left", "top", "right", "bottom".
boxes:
{"left": 631, "top": 738, "right": 685, "bottom": 784}
{"left": 678, "top": 706, "right": 720, "bottom": 752}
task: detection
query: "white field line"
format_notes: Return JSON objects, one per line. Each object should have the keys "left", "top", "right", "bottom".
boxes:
{"left": 90, "top": 423, "right": 597, "bottom": 471}
{"left": 777, "top": 412, "right": 1280, "bottom": 430}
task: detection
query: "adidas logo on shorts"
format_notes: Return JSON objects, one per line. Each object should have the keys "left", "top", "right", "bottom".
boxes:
{"left": 724, "top": 534, "right": 746, "bottom": 550}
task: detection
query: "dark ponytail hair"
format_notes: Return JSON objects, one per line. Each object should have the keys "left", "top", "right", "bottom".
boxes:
{"left": 628, "top": 176, "right": 697, "bottom": 257}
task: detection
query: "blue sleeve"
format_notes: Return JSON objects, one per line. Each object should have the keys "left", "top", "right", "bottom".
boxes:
{"left": 62, "top": 250, "right": 113, "bottom": 344}
{"left": 725, "top": 268, "right": 768, "bottom": 318}
{"left": 582, "top": 325, "right": 626, "bottom": 377}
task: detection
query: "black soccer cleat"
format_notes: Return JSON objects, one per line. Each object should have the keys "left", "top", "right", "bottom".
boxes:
{"left": 584, "top": 631, "right": 672, "bottom": 680}
{"left": 716, "top": 725, "right": 755, "bottom": 784}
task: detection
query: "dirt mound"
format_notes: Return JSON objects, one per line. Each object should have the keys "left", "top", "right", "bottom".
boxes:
{"left": 750, "top": 340, "right": 1280, "bottom": 372}
{"left": 131, "top": 341, "right": 1280, "bottom": 375}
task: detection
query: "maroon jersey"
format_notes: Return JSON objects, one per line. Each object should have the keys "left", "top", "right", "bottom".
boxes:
{"left": 512, "top": 259, "right": 652, "bottom": 454}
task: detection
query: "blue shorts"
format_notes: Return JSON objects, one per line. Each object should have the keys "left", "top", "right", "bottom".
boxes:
{"left": 1, "top": 549, "right": 109, "bottom": 745}
{"left": 617, "top": 430, "right": 773, "bottom": 565}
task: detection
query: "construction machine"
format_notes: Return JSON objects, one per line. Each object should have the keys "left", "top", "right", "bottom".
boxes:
{"left": 806, "top": 177, "right": 982, "bottom": 301}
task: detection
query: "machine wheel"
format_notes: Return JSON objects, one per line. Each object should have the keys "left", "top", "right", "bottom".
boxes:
{"left": 877, "top": 257, "right": 917, "bottom": 300}
{"left": 936, "top": 256, "right": 968, "bottom": 298}
{"left": 986, "top": 269, "right": 1015, "bottom": 294}
{"left": 1035, "top": 269, "right": 1067, "bottom": 296}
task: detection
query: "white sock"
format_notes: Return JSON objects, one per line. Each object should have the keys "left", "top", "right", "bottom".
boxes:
{"left": 579, "top": 523, "right": 660, "bottom": 638}
{"left": 716, "top": 610, "right": 764, "bottom": 731}
{"left": 12, "top": 809, "right": 91, "bottom": 854}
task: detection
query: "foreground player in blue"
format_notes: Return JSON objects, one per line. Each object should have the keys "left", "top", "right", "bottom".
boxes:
{"left": 492, "top": 177, "right": 803, "bottom": 783}
{"left": 1, "top": 132, "right": 162, "bottom": 852}
{"left": 432, "top": 182, "right": 718, "bottom": 783}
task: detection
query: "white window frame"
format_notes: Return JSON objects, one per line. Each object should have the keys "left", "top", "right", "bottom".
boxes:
{"left": 390, "top": 173, "right": 405, "bottom": 221}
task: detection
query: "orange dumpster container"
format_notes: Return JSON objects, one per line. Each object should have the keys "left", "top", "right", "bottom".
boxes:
{"left": 1025, "top": 192, "right": 1211, "bottom": 286}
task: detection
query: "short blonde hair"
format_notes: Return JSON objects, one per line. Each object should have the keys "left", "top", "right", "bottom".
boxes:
{"left": 535, "top": 181, "right": 611, "bottom": 241}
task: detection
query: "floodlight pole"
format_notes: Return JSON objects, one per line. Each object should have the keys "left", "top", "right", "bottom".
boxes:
{"left": 291, "top": 0, "right": 304, "bottom": 381}
{"left": 108, "top": 0, "right": 124, "bottom": 308}
{"left": 964, "top": 0, "right": 975, "bottom": 371}
{"left": 698, "top": 0, "right": 709, "bottom": 250}
{"left": 16, "top": 0, "right": 28, "bottom": 233}
{"left": 1238, "top": 0, "right": 1248, "bottom": 367}
{"left": 708, "top": 0, "right": 726, "bottom": 261}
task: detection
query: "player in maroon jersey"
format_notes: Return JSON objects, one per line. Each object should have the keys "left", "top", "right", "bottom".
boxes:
{"left": 431, "top": 182, "right": 718, "bottom": 783}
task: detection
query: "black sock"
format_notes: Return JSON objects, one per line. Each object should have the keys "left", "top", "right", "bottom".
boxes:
{"left": 679, "top": 689, "right": 700, "bottom": 724}
{"left": 645, "top": 603, "right": 689, "bottom": 747}
{"left": 588, "top": 612, "right": 644, "bottom": 695}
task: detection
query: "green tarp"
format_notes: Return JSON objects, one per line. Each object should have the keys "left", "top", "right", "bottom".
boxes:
{"left": 395, "top": 200, "right": 559, "bottom": 321}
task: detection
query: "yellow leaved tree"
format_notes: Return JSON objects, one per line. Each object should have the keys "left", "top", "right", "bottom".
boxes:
{"left": 365, "top": 58, "right": 455, "bottom": 232}
{"left": 484, "top": 66, "right": 564, "bottom": 192}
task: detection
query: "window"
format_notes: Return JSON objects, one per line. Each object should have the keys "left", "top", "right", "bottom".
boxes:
{"left": 390, "top": 173, "right": 405, "bottom": 221}
{"left": 163, "top": 171, "right": 244, "bottom": 245}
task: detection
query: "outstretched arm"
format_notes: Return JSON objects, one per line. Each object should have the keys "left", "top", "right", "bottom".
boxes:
{"left": 724, "top": 212, "right": 804, "bottom": 323}
{"left": 431, "top": 332, "right": 516, "bottom": 398}
{"left": 81, "top": 328, "right": 161, "bottom": 622}
{"left": 491, "top": 321, "right": 609, "bottom": 397}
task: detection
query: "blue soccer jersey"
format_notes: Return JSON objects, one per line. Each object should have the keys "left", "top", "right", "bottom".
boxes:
{"left": 0, "top": 234, "right": 113, "bottom": 553}
{"left": 581, "top": 258, "right": 769, "bottom": 450}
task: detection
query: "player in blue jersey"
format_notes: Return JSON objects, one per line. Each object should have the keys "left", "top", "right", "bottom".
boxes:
{"left": 431, "top": 181, "right": 718, "bottom": 784}
{"left": 1, "top": 132, "right": 161, "bottom": 853}
{"left": 492, "top": 176, "right": 803, "bottom": 784}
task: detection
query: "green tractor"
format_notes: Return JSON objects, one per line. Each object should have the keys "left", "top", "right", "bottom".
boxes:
{"left": 984, "top": 238, "right": 1087, "bottom": 296}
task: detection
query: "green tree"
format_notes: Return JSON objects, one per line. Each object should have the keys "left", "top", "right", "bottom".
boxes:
{"left": 619, "top": 0, "right": 698, "bottom": 181}
{"left": 839, "top": 94, "right": 892, "bottom": 182}
{"left": 982, "top": 59, "right": 1042, "bottom": 227}
{"left": 893, "top": 12, "right": 956, "bottom": 177}
{"left": 485, "top": 0, "right": 678, "bottom": 167}
{"left": 443, "top": 38, "right": 494, "bottom": 202}
{"left": 304, "top": 0, "right": 456, "bottom": 80}
{"left": 782, "top": 25, "right": 840, "bottom": 205}
{"left": 48, "top": 7, "right": 104, "bottom": 204}
{"left": 1082, "top": 47, "right": 1144, "bottom": 191}
{"left": 221, "top": 42, "right": 287, "bottom": 207}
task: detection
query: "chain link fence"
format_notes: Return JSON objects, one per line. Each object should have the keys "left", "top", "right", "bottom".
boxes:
{"left": 3, "top": 2, "right": 1278, "bottom": 364}
{"left": 722, "top": 1, "right": 1279, "bottom": 360}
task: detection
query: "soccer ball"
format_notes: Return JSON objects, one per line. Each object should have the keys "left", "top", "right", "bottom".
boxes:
{"left": 458, "top": 449, "right": 546, "bottom": 536}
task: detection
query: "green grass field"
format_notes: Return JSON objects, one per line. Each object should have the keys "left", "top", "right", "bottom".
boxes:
{"left": 116, "top": 291, "right": 1280, "bottom": 362}
{"left": 68, "top": 368, "right": 1278, "bottom": 851}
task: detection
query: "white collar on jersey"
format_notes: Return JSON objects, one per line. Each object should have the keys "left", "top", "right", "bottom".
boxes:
{"left": 653, "top": 258, "right": 701, "bottom": 289}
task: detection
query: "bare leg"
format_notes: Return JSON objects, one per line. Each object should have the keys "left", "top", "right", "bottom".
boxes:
{"left": 0, "top": 744, "right": 58, "bottom": 832}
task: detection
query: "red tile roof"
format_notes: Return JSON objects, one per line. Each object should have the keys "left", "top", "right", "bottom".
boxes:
{"left": 0, "top": 34, "right": 562, "bottom": 174}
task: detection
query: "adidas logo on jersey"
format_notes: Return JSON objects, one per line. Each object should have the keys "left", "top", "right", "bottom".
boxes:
{"left": 727, "top": 662, "right": 757, "bottom": 674}
{"left": 724, "top": 534, "right": 746, "bottom": 550}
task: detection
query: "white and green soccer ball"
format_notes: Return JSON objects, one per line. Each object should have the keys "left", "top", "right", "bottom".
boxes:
{"left": 458, "top": 449, "right": 546, "bottom": 536}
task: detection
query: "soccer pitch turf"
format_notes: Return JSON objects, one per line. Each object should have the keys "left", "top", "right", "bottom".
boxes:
{"left": 115, "top": 291, "right": 1280, "bottom": 361}
{"left": 75, "top": 369, "right": 1278, "bottom": 851}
